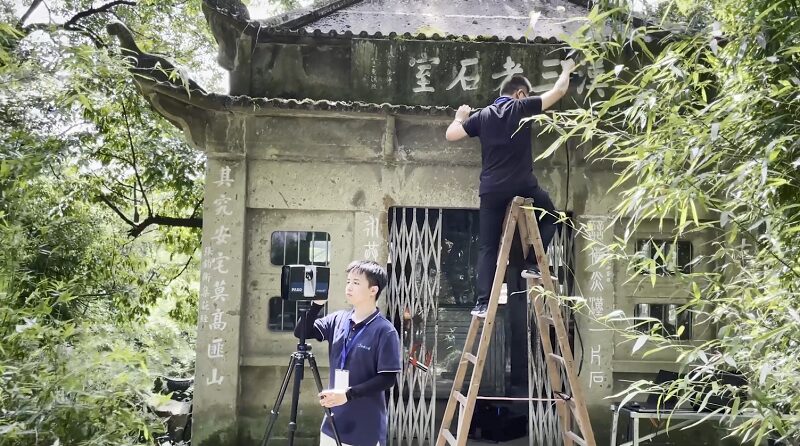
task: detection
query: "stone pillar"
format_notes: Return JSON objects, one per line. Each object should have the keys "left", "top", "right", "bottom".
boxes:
{"left": 193, "top": 158, "right": 247, "bottom": 446}
{"left": 575, "top": 215, "right": 615, "bottom": 442}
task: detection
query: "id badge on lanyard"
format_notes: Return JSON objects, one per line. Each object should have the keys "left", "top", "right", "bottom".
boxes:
{"left": 336, "top": 321, "right": 367, "bottom": 390}
{"left": 334, "top": 369, "right": 349, "bottom": 390}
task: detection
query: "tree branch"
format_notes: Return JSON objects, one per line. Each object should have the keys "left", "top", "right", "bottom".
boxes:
{"left": 120, "top": 95, "right": 152, "bottom": 217}
{"left": 19, "top": 0, "right": 136, "bottom": 48}
{"left": 22, "top": 20, "right": 106, "bottom": 48}
{"left": 128, "top": 215, "right": 202, "bottom": 238}
{"left": 63, "top": 1, "right": 137, "bottom": 30}
{"left": 165, "top": 250, "right": 196, "bottom": 286}
{"left": 189, "top": 199, "right": 203, "bottom": 219}
{"left": 99, "top": 180, "right": 136, "bottom": 201}
{"left": 90, "top": 148, "right": 134, "bottom": 166}
{"left": 99, "top": 194, "right": 203, "bottom": 238}
{"left": 98, "top": 194, "right": 135, "bottom": 227}
{"left": 17, "top": 0, "right": 45, "bottom": 28}
{"left": 67, "top": 23, "right": 107, "bottom": 48}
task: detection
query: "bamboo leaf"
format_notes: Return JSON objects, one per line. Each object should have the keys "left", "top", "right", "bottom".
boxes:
{"left": 632, "top": 335, "right": 648, "bottom": 354}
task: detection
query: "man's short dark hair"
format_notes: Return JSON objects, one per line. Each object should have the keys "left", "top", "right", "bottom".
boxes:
{"left": 346, "top": 260, "right": 388, "bottom": 300}
{"left": 500, "top": 75, "right": 533, "bottom": 96}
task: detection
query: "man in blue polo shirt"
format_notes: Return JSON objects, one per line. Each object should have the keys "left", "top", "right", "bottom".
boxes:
{"left": 445, "top": 58, "right": 576, "bottom": 318}
{"left": 294, "top": 260, "right": 401, "bottom": 446}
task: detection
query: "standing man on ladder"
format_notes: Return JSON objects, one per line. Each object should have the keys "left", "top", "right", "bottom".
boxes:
{"left": 445, "top": 58, "right": 576, "bottom": 318}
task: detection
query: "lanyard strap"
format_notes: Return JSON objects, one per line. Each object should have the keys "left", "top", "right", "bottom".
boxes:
{"left": 338, "top": 320, "right": 369, "bottom": 370}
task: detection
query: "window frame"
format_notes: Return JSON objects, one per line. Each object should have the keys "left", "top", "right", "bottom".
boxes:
{"left": 633, "top": 302, "right": 693, "bottom": 340}
{"left": 635, "top": 238, "right": 693, "bottom": 276}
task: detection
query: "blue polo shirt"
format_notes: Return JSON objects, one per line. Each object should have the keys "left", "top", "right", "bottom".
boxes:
{"left": 462, "top": 96, "right": 543, "bottom": 196}
{"left": 314, "top": 309, "right": 401, "bottom": 446}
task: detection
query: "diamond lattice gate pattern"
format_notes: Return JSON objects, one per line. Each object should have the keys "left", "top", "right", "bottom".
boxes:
{"left": 387, "top": 208, "right": 442, "bottom": 446}
{"left": 387, "top": 209, "right": 575, "bottom": 445}
{"left": 528, "top": 220, "right": 576, "bottom": 446}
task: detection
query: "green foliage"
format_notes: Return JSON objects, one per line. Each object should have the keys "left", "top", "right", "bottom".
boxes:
{"left": 0, "top": 171, "right": 196, "bottom": 444}
{"left": 0, "top": 288, "right": 194, "bottom": 445}
{"left": 0, "top": 0, "right": 230, "bottom": 443}
{"left": 536, "top": 0, "right": 800, "bottom": 443}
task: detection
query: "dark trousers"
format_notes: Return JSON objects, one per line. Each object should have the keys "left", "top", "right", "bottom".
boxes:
{"left": 476, "top": 186, "right": 558, "bottom": 305}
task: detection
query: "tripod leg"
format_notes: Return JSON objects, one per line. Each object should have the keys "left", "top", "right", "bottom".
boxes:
{"left": 308, "top": 355, "right": 343, "bottom": 446}
{"left": 287, "top": 352, "right": 305, "bottom": 446}
{"left": 261, "top": 354, "right": 297, "bottom": 446}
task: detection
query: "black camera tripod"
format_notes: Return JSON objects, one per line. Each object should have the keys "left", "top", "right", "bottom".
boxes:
{"left": 260, "top": 309, "right": 343, "bottom": 446}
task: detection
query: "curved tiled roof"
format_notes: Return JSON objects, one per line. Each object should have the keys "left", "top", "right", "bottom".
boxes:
{"left": 249, "top": 26, "right": 567, "bottom": 44}
{"left": 279, "top": 0, "right": 588, "bottom": 41}
{"left": 147, "top": 80, "right": 457, "bottom": 116}
{"left": 249, "top": 0, "right": 589, "bottom": 42}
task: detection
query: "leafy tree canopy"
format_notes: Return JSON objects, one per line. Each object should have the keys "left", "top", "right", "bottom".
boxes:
{"left": 539, "top": 0, "right": 799, "bottom": 443}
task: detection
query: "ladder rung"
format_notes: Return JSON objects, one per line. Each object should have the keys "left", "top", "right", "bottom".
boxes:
{"left": 548, "top": 353, "right": 565, "bottom": 365}
{"left": 442, "top": 428, "right": 457, "bottom": 446}
{"left": 566, "top": 430, "right": 588, "bottom": 446}
{"left": 463, "top": 352, "right": 478, "bottom": 364}
{"left": 454, "top": 391, "right": 468, "bottom": 407}
{"left": 476, "top": 395, "right": 569, "bottom": 402}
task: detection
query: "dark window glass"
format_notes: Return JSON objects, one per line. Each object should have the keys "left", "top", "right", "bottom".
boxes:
{"left": 439, "top": 209, "right": 479, "bottom": 307}
{"left": 270, "top": 231, "right": 331, "bottom": 266}
{"left": 634, "top": 303, "right": 692, "bottom": 340}
{"left": 268, "top": 298, "right": 327, "bottom": 332}
{"left": 268, "top": 231, "right": 331, "bottom": 331}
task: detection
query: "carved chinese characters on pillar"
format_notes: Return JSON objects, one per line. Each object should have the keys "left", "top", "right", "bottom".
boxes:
{"left": 363, "top": 214, "right": 380, "bottom": 261}
{"left": 199, "top": 164, "right": 237, "bottom": 387}
{"left": 584, "top": 219, "right": 612, "bottom": 317}
{"left": 589, "top": 345, "right": 605, "bottom": 388}
{"left": 584, "top": 218, "right": 613, "bottom": 390}
{"left": 213, "top": 194, "right": 232, "bottom": 216}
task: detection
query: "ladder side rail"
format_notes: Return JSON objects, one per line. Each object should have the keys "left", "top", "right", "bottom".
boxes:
{"left": 453, "top": 199, "right": 523, "bottom": 445}
{"left": 523, "top": 200, "right": 597, "bottom": 446}
{"left": 435, "top": 197, "right": 524, "bottom": 446}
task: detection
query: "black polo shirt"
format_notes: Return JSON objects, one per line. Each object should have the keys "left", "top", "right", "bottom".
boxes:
{"left": 462, "top": 96, "right": 543, "bottom": 196}
{"left": 314, "top": 309, "right": 401, "bottom": 446}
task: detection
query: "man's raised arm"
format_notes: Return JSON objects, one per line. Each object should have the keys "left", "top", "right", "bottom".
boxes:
{"left": 540, "top": 58, "right": 577, "bottom": 111}
{"left": 445, "top": 104, "right": 473, "bottom": 141}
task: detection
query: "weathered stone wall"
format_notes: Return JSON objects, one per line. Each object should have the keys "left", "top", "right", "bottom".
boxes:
{"left": 236, "top": 112, "right": 482, "bottom": 444}
{"left": 141, "top": 30, "right": 712, "bottom": 440}
{"left": 179, "top": 103, "right": 717, "bottom": 445}
{"left": 242, "top": 38, "right": 575, "bottom": 107}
